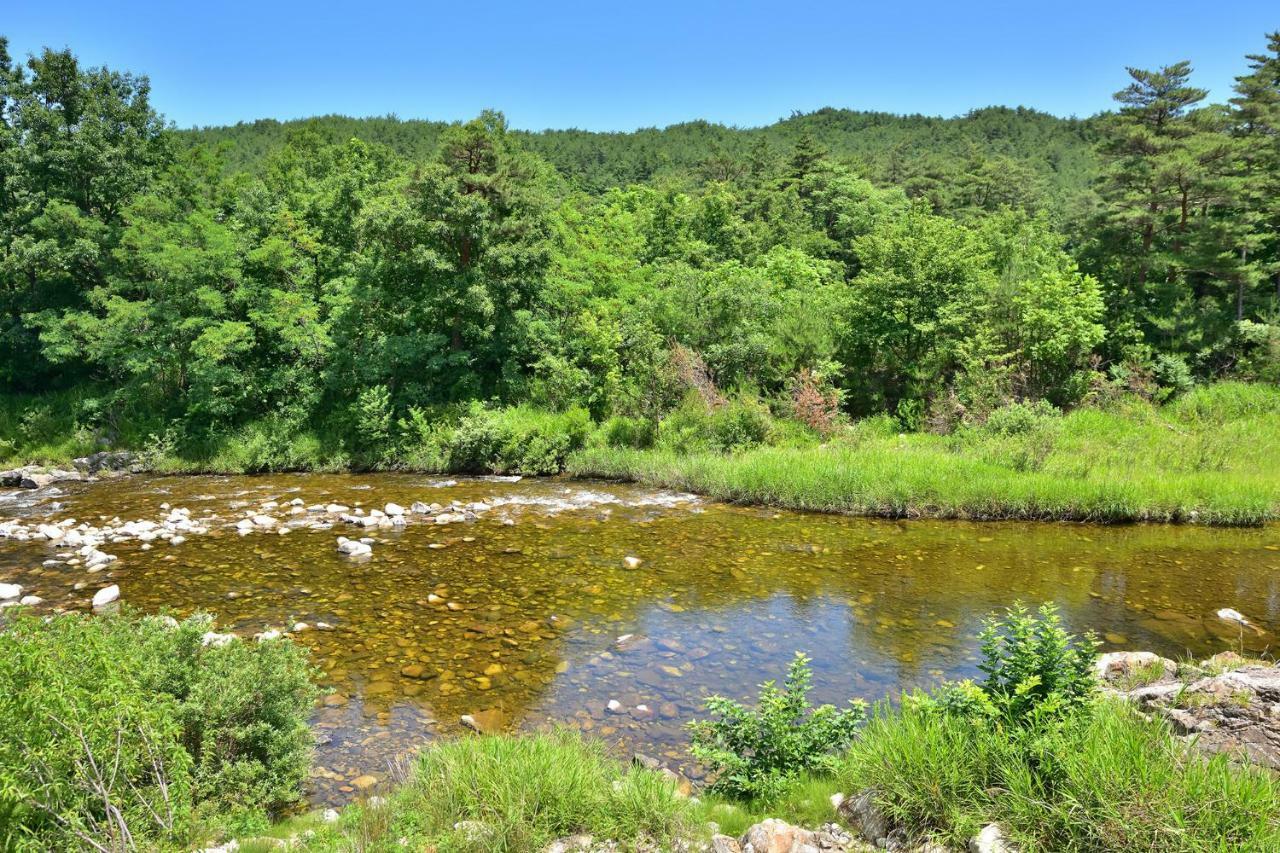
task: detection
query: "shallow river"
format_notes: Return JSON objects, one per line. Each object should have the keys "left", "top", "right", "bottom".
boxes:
{"left": 2, "top": 474, "right": 1279, "bottom": 805}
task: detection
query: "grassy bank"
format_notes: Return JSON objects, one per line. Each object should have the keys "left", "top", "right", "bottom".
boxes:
{"left": 569, "top": 385, "right": 1280, "bottom": 525}
{"left": 5, "top": 383, "right": 1280, "bottom": 525}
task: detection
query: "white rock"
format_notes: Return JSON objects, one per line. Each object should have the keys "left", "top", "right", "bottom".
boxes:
{"left": 623, "top": 555, "right": 643, "bottom": 569}
{"left": 606, "top": 699, "right": 623, "bottom": 713}
{"left": 0, "top": 583, "right": 21, "bottom": 600}
{"left": 236, "top": 519, "right": 254, "bottom": 532}
{"left": 255, "top": 629, "right": 283, "bottom": 642}
{"left": 322, "top": 808, "right": 340, "bottom": 823}
{"left": 201, "top": 631, "right": 236, "bottom": 648}
{"left": 91, "top": 585, "right": 120, "bottom": 608}
{"left": 970, "top": 823, "right": 1018, "bottom": 853}
{"left": 384, "top": 502, "right": 405, "bottom": 516}
{"left": 336, "top": 536, "right": 372, "bottom": 557}
{"left": 37, "top": 524, "right": 64, "bottom": 541}
{"left": 252, "top": 514, "right": 276, "bottom": 528}
{"left": 292, "top": 622, "right": 311, "bottom": 632}
{"left": 410, "top": 502, "right": 429, "bottom": 514}
{"left": 326, "top": 503, "right": 349, "bottom": 513}
{"left": 19, "top": 595, "right": 43, "bottom": 605}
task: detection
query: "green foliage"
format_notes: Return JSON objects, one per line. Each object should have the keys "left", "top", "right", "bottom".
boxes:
{"left": 973, "top": 602, "right": 1099, "bottom": 725}
{"left": 841, "top": 698, "right": 1280, "bottom": 851}
{"left": 688, "top": 652, "right": 866, "bottom": 802}
{"left": 3, "top": 33, "right": 1280, "bottom": 485}
{"left": 657, "top": 397, "right": 775, "bottom": 454}
{"left": 569, "top": 386, "right": 1280, "bottom": 523}
{"left": 333, "top": 731, "right": 694, "bottom": 852}
{"left": 0, "top": 610, "right": 318, "bottom": 850}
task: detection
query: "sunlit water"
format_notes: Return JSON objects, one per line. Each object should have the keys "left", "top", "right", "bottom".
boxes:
{"left": 2, "top": 474, "right": 1278, "bottom": 805}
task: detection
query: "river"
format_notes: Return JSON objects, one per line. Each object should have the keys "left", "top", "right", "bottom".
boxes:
{"left": 2, "top": 473, "right": 1278, "bottom": 805}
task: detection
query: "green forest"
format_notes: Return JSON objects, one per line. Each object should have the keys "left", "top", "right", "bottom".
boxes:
{"left": 2, "top": 33, "right": 1279, "bottom": 482}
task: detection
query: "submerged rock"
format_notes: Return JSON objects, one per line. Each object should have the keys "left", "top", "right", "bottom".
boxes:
{"left": 336, "top": 536, "right": 372, "bottom": 557}
{"left": 460, "top": 708, "right": 505, "bottom": 733}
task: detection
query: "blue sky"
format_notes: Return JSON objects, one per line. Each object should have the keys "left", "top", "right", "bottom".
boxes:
{"left": 6, "top": 2, "right": 1278, "bottom": 130}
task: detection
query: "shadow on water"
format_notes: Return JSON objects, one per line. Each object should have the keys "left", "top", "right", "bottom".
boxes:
{"left": 2, "top": 473, "right": 1278, "bottom": 804}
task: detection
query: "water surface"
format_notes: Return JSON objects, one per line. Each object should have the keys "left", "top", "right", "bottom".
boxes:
{"left": 2, "top": 474, "right": 1278, "bottom": 804}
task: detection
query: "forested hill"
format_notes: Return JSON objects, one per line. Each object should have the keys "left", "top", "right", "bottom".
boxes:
{"left": 181, "top": 106, "right": 1100, "bottom": 208}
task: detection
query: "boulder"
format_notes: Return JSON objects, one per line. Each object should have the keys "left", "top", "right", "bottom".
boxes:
{"left": 20, "top": 473, "right": 53, "bottom": 489}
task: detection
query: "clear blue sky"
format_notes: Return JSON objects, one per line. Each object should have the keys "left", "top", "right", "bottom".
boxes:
{"left": 6, "top": 1, "right": 1277, "bottom": 131}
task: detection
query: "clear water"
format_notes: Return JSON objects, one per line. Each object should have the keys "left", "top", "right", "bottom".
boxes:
{"left": 2, "top": 473, "right": 1277, "bottom": 804}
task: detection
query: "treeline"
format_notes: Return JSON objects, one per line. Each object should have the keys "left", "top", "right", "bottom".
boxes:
{"left": 0, "top": 33, "right": 1277, "bottom": 463}
{"left": 185, "top": 106, "right": 1097, "bottom": 213}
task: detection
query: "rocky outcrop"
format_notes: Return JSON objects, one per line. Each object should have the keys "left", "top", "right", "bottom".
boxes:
{"left": 1100, "top": 651, "right": 1280, "bottom": 772}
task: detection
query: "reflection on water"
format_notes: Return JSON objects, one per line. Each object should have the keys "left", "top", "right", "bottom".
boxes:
{"left": 2, "top": 473, "right": 1279, "bottom": 804}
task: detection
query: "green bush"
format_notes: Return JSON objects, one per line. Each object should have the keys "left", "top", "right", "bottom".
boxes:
{"left": 0, "top": 611, "right": 318, "bottom": 850}
{"left": 344, "top": 731, "right": 694, "bottom": 852}
{"left": 594, "top": 415, "right": 657, "bottom": 449}
{"left": 972, "top": 602, "right": 1098, "bottom": 726}
{"left": 688, "top": 652, "right": 865, "bottom": 802}
{"left": 657, "top": 396, "right": 775, "bottom": 454}
{"left": 980, "top": 399, "right": 1059, "bottom": 436}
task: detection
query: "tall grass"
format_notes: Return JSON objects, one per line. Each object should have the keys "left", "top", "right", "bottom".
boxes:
{"left": 840, "top": 698, "right": 1280, "bottom": 851}
{"left": 569, "top": 383, "right": 1280, "bottom": 525}
{"left": 321, "top": 732, "right": 695, "bottom": 852}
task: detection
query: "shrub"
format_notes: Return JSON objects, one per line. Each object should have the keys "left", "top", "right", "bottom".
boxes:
{"left": 657, "top": 396, "right": 775, "bottom": 455}
{"left": 0, "top": 611, "right": 317, "bottom": 850}
{"left": 594, "top": 415, "right": 657, "bottom": 449}
{"left": 973, "top": 602, "right": 1098, "bottom": 726}
{"left": 980, "top": 399, "right": 1059, "bottom": 436}
{"left": 349, "top": 731, "right": 694, "bottom": 852}
{"left": 688, "top": 652, "right": 865, "bottom": 802}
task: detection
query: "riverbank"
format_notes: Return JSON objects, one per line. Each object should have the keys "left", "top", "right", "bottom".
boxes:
{"left": 225, "top": 647, "right": 1280, "bottom": 853}
{"left": 568, "top": 386, "right": 1280, "bottom": 526}
{"left": 5, "top": 383, "right": 1280, "bottom": 526}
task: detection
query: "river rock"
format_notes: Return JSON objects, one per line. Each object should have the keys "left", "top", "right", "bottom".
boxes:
{"left": 836, "top": 788, "right": 891, "bottom": 844}
{"left": 1094, "top": 651, "right": 1177, "bottom": 685}
{"left": 969, "top": 824, "right": 1017, "bottom": 853}
{"left": 351, "top": 774, "right": 378, "bottom": 790}
{"left": 740, "top": 819, "right": 818, "bottom": 853}
{"left": 460, "top": 708, "right": 505, "bottom": 733}
{"left": 336, "top": 536, "right": 372, "bottom": 557}
{"left": 710, "top": 835, "right": 743, "bottom": 853}
{"left": 91, "top": 584, "right": 120, "bottom": 608}
{"left": 0, "top": 583, "right": 21, "bottom": 600}
{"left": 384, "top": 502, "right": 405, "bottom": 516}
{"left": 20, "top": 472, "right": 53, "bottom": 489}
